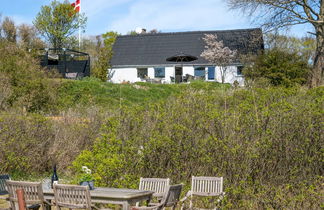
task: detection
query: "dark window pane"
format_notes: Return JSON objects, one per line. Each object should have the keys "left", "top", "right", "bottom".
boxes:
{"left": 237, "top": 66, "right": 244, "bottom": 75}
{"left": 137, "top": 68, "right": 148, "bottom": 79}
{"left": 194, "top": 67, "right": 205, "bottom": 77}
{"left": 154, "top": 67, "right": 165, "bottom": 78}
{"left": 208, "top": 67, "right": 215, "bottom": 80}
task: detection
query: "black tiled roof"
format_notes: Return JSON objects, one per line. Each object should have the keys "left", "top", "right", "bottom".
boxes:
{"left": 111, "top": 28, "right": 264, "bottom": 67}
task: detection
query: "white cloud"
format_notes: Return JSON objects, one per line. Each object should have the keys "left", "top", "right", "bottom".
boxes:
{"left": 82, "top": 0, "right": 133, "bottom": 19}
{"left": 107, "top": 0, "right": 252, "bottom": 34}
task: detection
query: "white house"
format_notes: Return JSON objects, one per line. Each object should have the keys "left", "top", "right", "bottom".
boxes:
{"left": 109, "top": 28, "right": 264, "bottom": 85}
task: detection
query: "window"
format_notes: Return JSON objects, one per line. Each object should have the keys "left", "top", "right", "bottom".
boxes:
{"left": 154, "top": 67, "right": 165, "bottom": 78}
{"left": 207, "top": 67, "right": 215, "bottom": 80}
{"left": 194, "top": 67, "right": 205, "bottom": 77}
{"left": 137, "top": 68, "right": 148, "bottom": 79}
{"left": 237, "top": 66, "right": 244, "bottom": 76}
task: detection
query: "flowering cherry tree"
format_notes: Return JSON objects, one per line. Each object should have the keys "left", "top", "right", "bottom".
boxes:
{"left": 201, "top": 34, "right": 237, "bottom": 83}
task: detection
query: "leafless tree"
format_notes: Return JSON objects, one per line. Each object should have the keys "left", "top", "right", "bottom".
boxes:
{"left": 2, "top": 16, "right": 17, "bottom": 42}
{"left": 0, "top": 14, "right": 2, "bottom": 39}
{"left": 201, "top": 34, "right": 237, "bottom": 83}
{"left": 226, "top": 0, "right": 323, "bottom": 87}
{"left": 18, "top": 24, "right": 36, "bottom": 47}
{"left": 149, "top": 29, "right": 161, "bottom": 34}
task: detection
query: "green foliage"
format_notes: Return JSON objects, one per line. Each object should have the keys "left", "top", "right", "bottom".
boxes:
{"left": 72, "top": 117, "right": 139, "bottom": 188}
{"left": 244, "top": 49, "right": 310, "bottom": 87}
{"left": 72, "top": 86, "right": 323, "bottom": 208}
{"left": 33, "top": 0, "right": 87, "bottom": 49}
{"left": 92, "top": 31, "right": 119, "bottom": 81}
{"left": 0, "top": 40, "right": 57, "bottom": 112}
{"left": 77, "top": 166, "right": 94, "bottom": 182}
{"left": 0, "top": 113, "right": 53, "bottom": 175}
{"left": 0, "top": 105, "right": 107, "bottom": 175}
{"left": 54, "top": 78, "right": 231, "bottom": 111}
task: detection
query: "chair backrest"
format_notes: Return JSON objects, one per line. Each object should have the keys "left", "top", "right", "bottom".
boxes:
{"left": 0, "top": 175, "right": 10, "bottom": 195}
{"left": 191, "top": 176, "right": 223, "bottom": 196}
{"left": 53, "top": 184, "right": 91, "bottom": 210}
{"left": 6, "top": 180, "right": 44, "bottom": 207}
{"left": 163, "top": 184, "right": 183, "bottom": 207}
{"left": 139, "top": 178, "right": 170, "bottom": 197}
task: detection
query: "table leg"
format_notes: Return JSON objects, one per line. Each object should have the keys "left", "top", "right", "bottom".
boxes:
{"left": 44, "top": 200, "right": 52, "bottom": 210}
{"left": 146, "top": 195, "right": 152, "bottom": 206}
{"left": 122, "top": 201, "right": 129, "bottom": 210}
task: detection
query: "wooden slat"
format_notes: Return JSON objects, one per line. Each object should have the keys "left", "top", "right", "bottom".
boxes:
{"left": 53, "top": 184, "right": 91, "bottom": 210}
{"left": 191, "top": 176, "right": 223, "bottom": 196}
{"left": 138, "top": 177, "right": 170, "bottom": 198}
{"left": 5, "top": 180, "right": 47, "bottom": 210}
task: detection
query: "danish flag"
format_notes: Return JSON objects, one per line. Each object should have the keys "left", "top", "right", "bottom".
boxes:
{"left": 71, "top": 0, "right": 80, "bottom": 12}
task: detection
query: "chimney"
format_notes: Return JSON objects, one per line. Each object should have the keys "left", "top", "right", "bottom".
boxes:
{"left": 135, "top": 27, "right": 146, "bottom": 34}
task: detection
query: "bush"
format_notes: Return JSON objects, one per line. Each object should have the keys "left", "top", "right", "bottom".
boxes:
{"left": 0, "top": 40, "right": 57, "bottom": 112}
{"left": 244, "top": 49, "right": 310, "bottom": 87}
{"left": 72, "top": 86, "right": 323, "bottom": 208}
{"left": 0, "top": 106, "right": 109, "bottom": 176}
{"left": 0, "top": 113, "right": 54, "bottom": 175}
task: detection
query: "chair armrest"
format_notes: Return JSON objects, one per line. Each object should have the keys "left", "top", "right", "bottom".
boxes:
{"left": 91, "top": 205, "right": 99, "bottom": 210}
{"left": 43, "top": 200, "right": 53, "bottom": 206}
{"left": 216, "top": 192, "right": 226, "bottom": 203}
{"left": 179, "top": 191, "right": 192, "bottom": 203}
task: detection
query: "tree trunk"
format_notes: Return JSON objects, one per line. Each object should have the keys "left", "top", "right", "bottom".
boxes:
{"left": 310, "top": 3, "right": 324, "bottom": 87}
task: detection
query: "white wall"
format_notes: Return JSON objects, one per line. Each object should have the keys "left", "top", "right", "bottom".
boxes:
{"left": 214, "top": 66, "right": 244, "bottom": 86}
{"left": 109, "top": 65, "right": 245, "bottom": 85}
{"left": 182, "top": 66, "right": 194, "bottom": 76}
{"left": 109, "top": 67, "right": 141, "bottom": 83}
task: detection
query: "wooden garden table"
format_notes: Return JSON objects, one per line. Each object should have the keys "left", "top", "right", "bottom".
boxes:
{"left": 43, "top": 187, "right": 153, "bottom": 210}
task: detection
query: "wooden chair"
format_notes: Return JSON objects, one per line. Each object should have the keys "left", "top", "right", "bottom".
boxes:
{"left": 139, "top": 178, "right": 170, "bottom": 200}
{"left": 0, "top": 175, "right": 10, "bottom": 210}
{"left": 132, "top": 184, "right": 183, "bottom": 210}
{"left": 53, "top": 184, "right": 92, "bottom": 210}
{"left": 6, "top": 180, "right": 51, "bottom": 210}
{"left": 162, "top": 184, "right": 183, "bottom": 210}
{"left": 180, "top": 176, "right": 225, "bottom": 209}
{"left": 0, "top": 175, "right": 10, "bottom": 196}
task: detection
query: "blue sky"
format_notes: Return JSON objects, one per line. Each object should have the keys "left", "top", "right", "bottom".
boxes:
{"left": 1, "top": 0, "right": 313, "bottom": 36}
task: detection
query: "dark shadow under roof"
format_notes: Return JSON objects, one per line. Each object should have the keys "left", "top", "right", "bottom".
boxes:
{"left": 111, "top": 28, "right": 264, "bottom": 67}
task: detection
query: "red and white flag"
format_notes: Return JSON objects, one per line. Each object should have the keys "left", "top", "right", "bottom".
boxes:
{"left": 71, "top": 0, "right": 80, "bottom": 12}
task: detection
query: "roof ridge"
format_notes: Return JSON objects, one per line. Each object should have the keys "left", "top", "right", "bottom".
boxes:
{"left": 118, "top": 28, "right": 262, "bottom": 38}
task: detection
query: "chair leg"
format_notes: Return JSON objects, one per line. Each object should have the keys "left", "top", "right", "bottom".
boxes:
{"left": 9, "top": 201, "right": 15, "bottom": 210}
{"left": 181, "top": 201, "right": 186, "bottom": 210}
{"left": 172, "top": 204, "right": 176, "bottom": 210}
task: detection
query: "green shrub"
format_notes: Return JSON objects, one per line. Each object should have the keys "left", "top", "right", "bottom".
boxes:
{"left": 72, "top": 86, "right": 323, "bottom": 208}
{"left": 0, "top": 40, "right": 57, "bottom": 112}
{"left": 244, "top": 49, "right": 310, "bottom": 87}
{"left": 0, "top": 113, "right": 54, "bottom": 175}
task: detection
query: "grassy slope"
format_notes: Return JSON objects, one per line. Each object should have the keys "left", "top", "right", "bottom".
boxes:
{"left": 55, "top": 78, "right": 229, "bottom": 110}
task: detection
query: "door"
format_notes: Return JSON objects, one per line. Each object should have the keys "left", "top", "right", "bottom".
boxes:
{"left": 175, "top": 67, "right": 183, "bottom": 83}
{"left": 208, "top": 67, "right": 215, "bottom": 80}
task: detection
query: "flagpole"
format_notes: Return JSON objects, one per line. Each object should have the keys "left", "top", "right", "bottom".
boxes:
{"left": 78, "top": 0, "right": 81, "bottom": 50}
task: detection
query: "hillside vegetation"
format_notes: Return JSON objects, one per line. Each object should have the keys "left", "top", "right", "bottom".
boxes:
{"left": 0, "top": 41, "right": 323, "bottom": 209}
